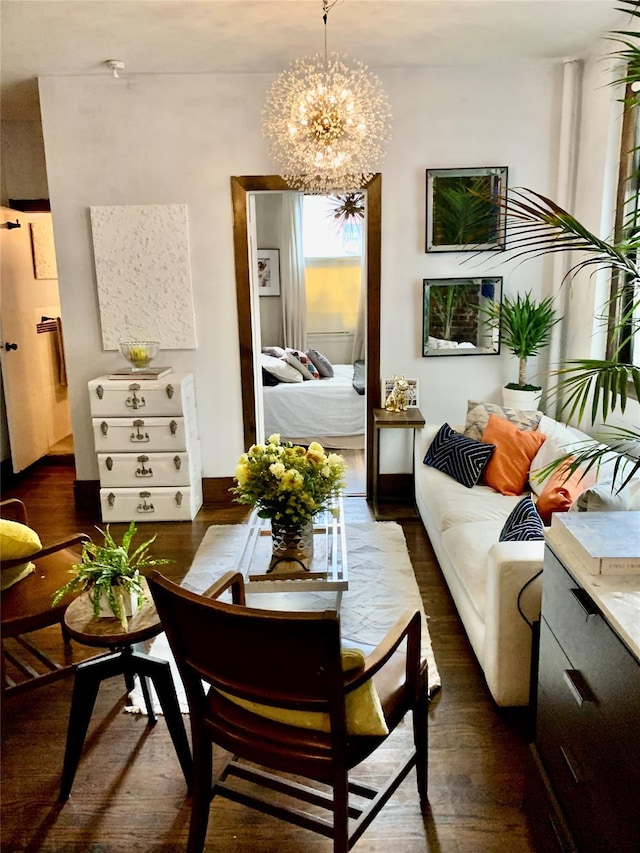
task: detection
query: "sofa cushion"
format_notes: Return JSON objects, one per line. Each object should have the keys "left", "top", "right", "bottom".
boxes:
{"left": 535, "top": 459, "right": 595, "bottom": 525}
{"left": 441, "top": 520, "right": 506, "bottom": 620}
{"left": 481, "top": 415, "right": 547, "bottom": 496}
{"left": 464, "top": 400, "right": 543, "bottom": 442}
{"left": 499, "top": 495, "right": 544, "bottom": 541}
{"left": 529, "top": 418, "right": 594, "bottom": 494}
{"left": 417, "top": 462, "right": 522, "bottom": 533}
{"left": 423, "top": 423, "right": 495, "bottom": 488}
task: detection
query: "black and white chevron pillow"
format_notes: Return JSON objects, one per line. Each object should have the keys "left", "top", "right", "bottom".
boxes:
{"left": 499, "top": 495, "right": 544, "bottom": 541}
{"left": 423, "top": 423, "right": 495, "bottom": 488}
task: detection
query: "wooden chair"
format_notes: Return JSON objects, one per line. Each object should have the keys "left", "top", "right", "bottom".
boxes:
{"left": 1, "top": 498, "right": 90, "bottom": 697}
{"left": 148, "top": 569, "right": 429, "bottom": 853}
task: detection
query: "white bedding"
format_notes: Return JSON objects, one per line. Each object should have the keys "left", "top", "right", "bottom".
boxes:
{"left": 263, "top": 363, "right": 365, "bottom": 445}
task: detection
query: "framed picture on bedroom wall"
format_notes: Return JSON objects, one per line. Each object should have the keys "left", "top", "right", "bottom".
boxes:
{"left": 381, "top": 377, "right": 419, "bottom": 408}
{"left": 257, "top": 248, "right": 281, "bottom": 296}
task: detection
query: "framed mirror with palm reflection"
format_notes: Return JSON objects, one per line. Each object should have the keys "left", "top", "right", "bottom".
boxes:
{"left": 426, "top": 167, "right": 508, "bottom": 252}
{"left": 423, "top": 276, "right": 502, "bottom": 356}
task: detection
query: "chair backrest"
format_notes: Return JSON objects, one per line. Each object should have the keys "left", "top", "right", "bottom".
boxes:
{"left": 148, "top": 571, "right": 347, "bottom": 719}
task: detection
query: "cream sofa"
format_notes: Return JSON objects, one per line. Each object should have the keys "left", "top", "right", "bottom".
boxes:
{"left": 414, "top": 413, "right": 639, "bottom": 707}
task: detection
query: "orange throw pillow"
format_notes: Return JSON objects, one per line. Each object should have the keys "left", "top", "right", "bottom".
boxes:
{"left": 481, "top": 414, "right": 547, "bottom": 496}
{"left": 535, "top": 458, "right": 595, "bottom": 525}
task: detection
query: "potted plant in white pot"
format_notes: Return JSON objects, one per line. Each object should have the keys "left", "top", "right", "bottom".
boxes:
{"left": 51, "top": 521, "right": 172, "bottom": 630}
{"left": 483, "top": 291, "right": 561, "bottom": 410}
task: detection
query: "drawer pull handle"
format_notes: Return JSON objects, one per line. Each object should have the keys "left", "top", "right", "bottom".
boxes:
{"left": 170, "top": 420, "right": 178, "bottom": 435}
{"left": 166, "top": 384, "right": 174, "bottom": 399}
{"left": 107, "top": 492, "right": 115, "bottom": 507}
{"left": 125, "top": 391, "right": 146, "bottom": 410}
{"left": 173, "top": 455, "right": 182, "bottom": 470}
{"left": 136, "top": 455, "right": 153, "bottom": 477}
{"left": 100, "top": 421, "right": 109, "bottom": 436}
{"left": 105, "top": 456, "right": 113, "bottom": 471}
{"left": 563, "top": 669, "right": 596, "bottom": 707}
{"left": 128, "top": 383, "right": 141, "bottom": 391}
{"left": 96, "top": 384, "right": 104, "bottom": 400}
{"left": 130, "top": 427, "right": 150, "bottom": 443}
{"left": 175, "top": 491, "right": 183, "bottom": 506}
{"left": 570, "top": 587, "right": 599, "bottom": 619}
{"left": 559, "top": 746, "right": 583, "bottom": 785}
{"left": 137, "top": 491, "right": 155, "bottom": 513}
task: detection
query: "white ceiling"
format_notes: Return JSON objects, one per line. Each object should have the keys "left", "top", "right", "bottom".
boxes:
{"left": 0, "top": 0, "right": 629, "bottom": 121}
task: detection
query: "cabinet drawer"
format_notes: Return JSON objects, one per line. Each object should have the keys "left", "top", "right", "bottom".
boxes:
{"left": 97, "top": 449, "right": 199, "bottom": 488}
{"left": 100, "top": 484, "right": 203, "bottom": 522}
{"left": 88, "top": 373, "right": 196, "bottom": 417}
{"left": 92, "top": 417, "right": 196, "bottom": 453}
{"left": 537, "top": 619, "right": 640, "bottom": 852}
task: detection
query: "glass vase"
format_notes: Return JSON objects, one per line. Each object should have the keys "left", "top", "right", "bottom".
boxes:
{"left": 269, "top": 519, "right": 314, "bottom": 573}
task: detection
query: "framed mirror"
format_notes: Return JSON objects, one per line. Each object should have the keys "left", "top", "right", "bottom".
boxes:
{"left": 422, "top": 277, "right": 502, "bottom": 356}
{"left": 425, "top": 166, "right": 508, "bottom": 252}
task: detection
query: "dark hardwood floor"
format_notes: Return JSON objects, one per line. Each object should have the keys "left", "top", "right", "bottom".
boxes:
{"left": 1, "top": 460, "right": 536, "bottom": 852}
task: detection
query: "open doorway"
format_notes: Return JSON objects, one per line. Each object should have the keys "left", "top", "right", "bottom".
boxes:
{"left": 0, "top": 206, "right": 73, "bottom": 473}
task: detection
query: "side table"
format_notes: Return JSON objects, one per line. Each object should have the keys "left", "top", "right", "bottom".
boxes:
{"left": 59, "top": 580, "right": 192, "bottom": 801}
{"left": 373, "top": 407, "right": 426, "bottom": 520}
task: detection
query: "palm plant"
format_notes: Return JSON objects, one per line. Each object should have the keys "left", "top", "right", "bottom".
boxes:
{"left": 487, "top": 1, "right": 640, "bottom": 486}
{"left": 483, "top": 290, "right": 561, "bottom": 390}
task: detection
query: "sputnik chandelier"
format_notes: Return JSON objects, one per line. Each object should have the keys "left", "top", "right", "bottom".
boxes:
{"left": 261, "top": 0, "right": 392, "bottom": 194}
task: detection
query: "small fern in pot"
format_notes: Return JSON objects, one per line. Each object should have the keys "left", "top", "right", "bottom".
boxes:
{"left": 52, "top": 521, "right": 172, "bottom": 629}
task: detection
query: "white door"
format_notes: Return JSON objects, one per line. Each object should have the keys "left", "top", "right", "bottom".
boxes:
{"left": 1, "top": 207, "right": 60, "bottom": 471}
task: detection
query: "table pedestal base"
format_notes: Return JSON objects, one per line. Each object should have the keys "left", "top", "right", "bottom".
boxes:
{"left": 59, "top": 645, "right": 192, "bottom": 801}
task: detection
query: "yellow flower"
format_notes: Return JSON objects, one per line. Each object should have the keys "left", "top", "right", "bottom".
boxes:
{"left": 267, "top": 434, "right": 281, "bottom": 445}
{"left": 269, "top": 461, "right": 285, "bottom": 479}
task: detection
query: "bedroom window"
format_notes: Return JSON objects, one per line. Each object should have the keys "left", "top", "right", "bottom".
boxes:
{"left": 303, "top": 195, "right": 364, "bottom": 335}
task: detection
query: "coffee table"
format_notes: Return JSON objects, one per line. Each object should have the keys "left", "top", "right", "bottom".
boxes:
{"left": 234, "top": 496, "right": 348, "bottom": 609}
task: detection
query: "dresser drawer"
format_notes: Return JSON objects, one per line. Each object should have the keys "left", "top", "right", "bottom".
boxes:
{"left": 88, "top": 373, "right": 196, "bottom": 417}
{"left": 92, "top": 416, "right": 197, "bottom": 453}
{"left": 100, "top": 484, "right": 203, "bottom": 522}
{"left": 537, "top": 618, "right": 640, "bottom": 852}
{"left": 97, "top": 446, "right": 200, "bottom": 488}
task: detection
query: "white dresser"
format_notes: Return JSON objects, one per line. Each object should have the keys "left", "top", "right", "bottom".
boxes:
{"left": 88, "top": 372, "right": 203, "bottom": 522}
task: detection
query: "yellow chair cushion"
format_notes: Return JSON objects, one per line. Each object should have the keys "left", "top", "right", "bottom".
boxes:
{"left": 0, "top": 519, "right": 41, "bottom": 591}
{"left": 218, "top": 647, "right": 389, "bottom": 736}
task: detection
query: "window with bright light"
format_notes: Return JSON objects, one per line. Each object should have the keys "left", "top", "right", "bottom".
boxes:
{"left": 303, "top": 195, "right": 364, "bottom": 334}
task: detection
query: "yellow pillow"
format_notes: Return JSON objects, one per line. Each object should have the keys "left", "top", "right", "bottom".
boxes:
{"left": 217, "top": 648, "right": 388, "bottom": 736}
{"left": 0, "top": 519, "right": 41, "bottom": 591}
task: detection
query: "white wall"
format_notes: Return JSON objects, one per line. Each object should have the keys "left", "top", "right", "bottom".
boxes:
{"left": 37, "top": 63, "right": 569, "bottom": 482}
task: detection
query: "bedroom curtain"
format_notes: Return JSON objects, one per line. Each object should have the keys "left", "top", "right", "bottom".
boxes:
{"left": 280, "top": 193, "right": 307, "bottom": 351}
{"left": 351, "top": 266, "right": 366, "bottom": 362}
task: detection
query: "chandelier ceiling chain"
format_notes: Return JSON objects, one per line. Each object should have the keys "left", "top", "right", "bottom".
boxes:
{"left": 261, "top": 0, "right": 392, "bottom": 194}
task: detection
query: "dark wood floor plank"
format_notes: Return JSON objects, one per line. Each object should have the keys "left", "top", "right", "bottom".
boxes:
{"left": 1, "top": 460, "right": 535, "bottom": 852}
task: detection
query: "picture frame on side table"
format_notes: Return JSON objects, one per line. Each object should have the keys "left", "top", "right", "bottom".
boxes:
{"left": 426, "top": 166, "right": 508, "bottom": 252}
{"left": 257, "top": 248, "right": 281, "bottom": 296}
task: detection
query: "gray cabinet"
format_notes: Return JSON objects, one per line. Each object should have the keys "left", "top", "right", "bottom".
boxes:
{"left": 88, "top": 373, "right": 203, "bottom": 521}
{"left": 532, "top": 546, "right": 640, "bottom": 852}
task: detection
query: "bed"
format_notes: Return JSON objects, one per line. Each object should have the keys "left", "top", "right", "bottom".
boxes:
{"left": 262, "top": 363, "right": 365, "bottom": 449}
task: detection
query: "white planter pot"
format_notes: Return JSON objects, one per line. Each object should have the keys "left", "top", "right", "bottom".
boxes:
{"left": 93, "top": 587, "right": 140, "bottom": 619}
{"left": 502, "top": 387, "right": 542, "bottom": 411}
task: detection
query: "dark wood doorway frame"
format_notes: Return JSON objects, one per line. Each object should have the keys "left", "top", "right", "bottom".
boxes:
{"left": 230, "top": 174, "right": 381, "bottom": 499}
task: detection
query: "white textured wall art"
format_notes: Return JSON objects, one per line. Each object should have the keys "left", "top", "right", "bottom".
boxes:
{"left": 30, "top": 219, "right": 58, "bottom": 279}
{"left": 90, "top": 204, "right": 197, "bottom": 349}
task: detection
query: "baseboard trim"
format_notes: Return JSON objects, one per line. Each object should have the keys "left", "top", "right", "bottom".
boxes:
{"left": 73, "top": 477, "right": 236, "bottom": 513}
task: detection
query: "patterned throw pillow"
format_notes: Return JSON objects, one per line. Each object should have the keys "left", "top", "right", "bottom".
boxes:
{"left": 499, "top": 496, "right": 544, "bottom": 541}
{"left": 464, "top": 400, "right": 543, "bottom": 442}
{"left": 423, "top": 423, "right": 496, "bottom": 488}
{"left": 306, "top": 348, "right": 334, "bottom": 378}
